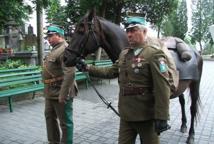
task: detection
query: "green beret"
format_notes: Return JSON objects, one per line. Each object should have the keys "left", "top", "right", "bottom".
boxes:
{"left": 125, "top": 16, "right": 147, "bottom": 29}
{"left": 47, "top": 25, "right": 64, "bottom": 36}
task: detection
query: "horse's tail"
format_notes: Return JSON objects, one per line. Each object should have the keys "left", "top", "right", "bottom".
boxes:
{"left": 190, "top": 52, "right": 203, "bottom": 123}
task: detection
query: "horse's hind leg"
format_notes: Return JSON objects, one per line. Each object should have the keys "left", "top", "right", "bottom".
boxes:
{"left": 179, "top": 94, "right": 187, "bottom": 133}
{"left": 186, "top": 81, "right": 201, "bottom": 144}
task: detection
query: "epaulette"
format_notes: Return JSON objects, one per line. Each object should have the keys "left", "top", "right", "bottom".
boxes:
{"left": 119, "top": 48, "right": 129, "bottom": 58}
{"left": 150, "top": 44, "right": 160, "bottom": 50}
{"left": 124, "top": 47, "right": 132, "bottom": 49}
{"left": 146, "top": 37, "right": 162, "bottom": 50}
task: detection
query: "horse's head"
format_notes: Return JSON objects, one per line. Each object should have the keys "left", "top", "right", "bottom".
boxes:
{"left": 64, "top": 9, "right": 103, "bottom": 67}
{"left": 64, "top": 9, "right": 129, "bottom": 67}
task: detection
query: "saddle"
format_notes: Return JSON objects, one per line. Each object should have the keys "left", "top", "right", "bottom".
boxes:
{"left": 161, "top": 37, "right": 200, "bottom": 80}
{"left": 162, "top": 37, "right": 192, "bottom": 62}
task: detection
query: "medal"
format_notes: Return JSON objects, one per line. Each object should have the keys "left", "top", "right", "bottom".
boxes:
{"left": 131, "top": 63, "right": 136, "bottom": 68}
{"left": 137, "top": 63, "right": 142, "bottom": 67}
{"left": 136, "top": 57, "right": 141, "bottom": 63}
{"left": 134, "top": 68, "right": 139, "bottom": 73}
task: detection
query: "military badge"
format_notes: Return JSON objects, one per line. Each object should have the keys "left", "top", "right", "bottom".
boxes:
{"left": 134, "top": 48, "right": 143, "bottom": 56}
{"left": 159, "top": 58, "right": 168, "bottom": 73}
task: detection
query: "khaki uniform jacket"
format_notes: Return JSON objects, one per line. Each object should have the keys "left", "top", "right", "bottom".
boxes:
{"left": 88, "top": 38, "right": 171, "bottom": 121}
{"left": 42, "top": 40, "right": 78, "bottom": 100}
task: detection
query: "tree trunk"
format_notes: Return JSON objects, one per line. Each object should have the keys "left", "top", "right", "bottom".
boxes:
{"left": 36, "top": 0, "right": 44, "bottom": 65}
{"left": 114, "top": 0, "right": 123, "bottom": 24}
{"left": 95, "top": 1, "right": 108, "bottom": 60}
{"left": 199, "top": 41, "right": 202, "bottom": 55}
{"left": 157, "top": 25, "right": 161, "bottom": 38}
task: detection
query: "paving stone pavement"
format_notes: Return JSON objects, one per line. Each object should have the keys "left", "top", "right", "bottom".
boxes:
{"left": 0, "top": 60, "right": 214, "bottom": 144}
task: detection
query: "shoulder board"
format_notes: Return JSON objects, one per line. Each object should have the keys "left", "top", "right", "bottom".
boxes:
{"left": 145, "top": 37, "right": 162, "bottom": 50}
{"left": 121, "top": 49, "right": 129, "bottom": 54}
{"left": 150, "top": 44, "right": 160, "bottom": 50}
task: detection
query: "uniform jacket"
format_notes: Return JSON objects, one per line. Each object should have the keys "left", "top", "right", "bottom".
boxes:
{"left": 42, "top": 40, "right": 78, "bottom": 100}
{"left": 88, "top": 37, "right": 171, "bottom": 121}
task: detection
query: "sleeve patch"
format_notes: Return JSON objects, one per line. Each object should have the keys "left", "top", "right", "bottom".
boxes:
{"left": 159, "top": 59, "right": 168, "bottom": 73}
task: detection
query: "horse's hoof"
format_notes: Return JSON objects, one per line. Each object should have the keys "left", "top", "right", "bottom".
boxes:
{"left": 180, "top": 125, "right": 187, "bottom": 133}
{"left": 186, "top": 135, "right": 194, "bottom": 144}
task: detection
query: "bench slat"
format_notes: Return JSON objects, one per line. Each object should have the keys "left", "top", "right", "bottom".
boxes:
{"left": 0, "top": 84, "right": 44, "bottom": 97}
{"left": 0, "top": 74, "right": 41, "bottom": 83}
{"left": 0, "top": 67, "right": 38, "bottom": 73}
{"left": 0, "top": 77, "right": 42, "bottom": 87}
{"left": 0, "top": 71, "right": 41, "bottom": 78}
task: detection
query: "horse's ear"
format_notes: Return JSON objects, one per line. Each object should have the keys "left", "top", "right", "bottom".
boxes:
{"left": 88, "top": 8, "right": 96, "bottom": 21}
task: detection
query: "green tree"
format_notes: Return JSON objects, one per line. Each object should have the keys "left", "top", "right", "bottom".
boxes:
{"left": 162, "top": 0, "right": 188, "bottom": 39}
{"left": 44, "top": 0, "right": 179, "bottom": 38}
{"left": 123, "top": 0, "right": 179, "bottom": 37}
{"left": 191, "top": 0, "right": 214, "bottom": 52}
{"left": 0, "top": 0, "right": 32, "bottom": 32}
{"left": 45, "top": 0, "right": 67, "bottom": 26}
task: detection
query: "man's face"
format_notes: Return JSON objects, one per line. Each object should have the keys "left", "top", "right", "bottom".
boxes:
{"left": 126, "top": 26, "right": 147, "bottom": 47}
{"left": 47, "top": 33, "right": 61, "bottom": 46}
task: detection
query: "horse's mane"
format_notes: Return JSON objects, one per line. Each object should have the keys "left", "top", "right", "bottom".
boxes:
{"left": 97, "top": 17, "right": 129, "bottom": 59}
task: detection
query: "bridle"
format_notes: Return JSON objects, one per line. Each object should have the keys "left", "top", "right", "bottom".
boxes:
{"left": 67, "top": 16, "right": 102, "bottom": 60}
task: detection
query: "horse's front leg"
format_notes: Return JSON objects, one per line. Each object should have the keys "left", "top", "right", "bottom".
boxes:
{"left": 179, "top": 94, "right": 187, "bottom": 133}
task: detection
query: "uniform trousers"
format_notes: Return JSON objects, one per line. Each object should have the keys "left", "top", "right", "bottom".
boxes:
{"left": 118, "top": 119, "right": 159, "bottom": 144}
{"left": 45, "top": 98, "right": 73, "bottom": 144}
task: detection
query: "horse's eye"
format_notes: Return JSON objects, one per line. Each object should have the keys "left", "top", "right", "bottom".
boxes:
{"left": 77, "top": 27, "right": 85, "bottom": 34}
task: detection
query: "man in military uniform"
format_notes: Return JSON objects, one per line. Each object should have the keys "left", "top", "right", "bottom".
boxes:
{"left": 42, "top": 25, "right": 78, "bottom": 144}
{"left": 77, "top": 16, "right": 171, "bottom": 144}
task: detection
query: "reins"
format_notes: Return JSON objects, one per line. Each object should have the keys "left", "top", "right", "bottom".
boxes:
{"left": 70, "top": 16, "right": 120, "bottom": 116}
{"left": 84, "top": 72, "right": 120, "bottom": 117}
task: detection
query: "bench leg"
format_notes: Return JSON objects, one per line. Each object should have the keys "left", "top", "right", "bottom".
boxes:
{"left": 86, "top": 80, "right": 88, "bottom": 89}
{"left": 32, "top": 92, "right": 36, "bottom": 99}
{"left": 8, "top": 97, "right": 13, "bottom": 112}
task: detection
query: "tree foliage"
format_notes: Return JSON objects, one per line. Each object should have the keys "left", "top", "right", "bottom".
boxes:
{"left": 0, "top": 0, "right": 32, "bottom": 31}
{"left": 162, "top": 0, "right": 188, "bottom": 39}
{"left": 45, "top": 0, "right": 178, "bottom": 37}
{"left": 0, "top": 0, "right": 51, "bottom": 33}
{"left": 46, "top": 0, "right": 66, "bottom": 25}
{"left": 191, "top": 0, "right": 214, "bottom": 51}
{"left": 123, "top": 0, "right": 178, "bottom": 37}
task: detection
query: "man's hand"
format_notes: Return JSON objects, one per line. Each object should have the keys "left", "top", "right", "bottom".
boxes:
{"left": 59, "top": 96, "right": 66, "bottom": 103}
{"left": 76, "top": 58, "right": 88, "bottom": 72}
{"left": 154, "top": 120, "right": 171, "bottom": 135}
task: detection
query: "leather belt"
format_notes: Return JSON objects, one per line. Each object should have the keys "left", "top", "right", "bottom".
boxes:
{"left": 43, "top": 76, "right": 63, "bottom": 84}
{"left": 122, "top": 87, "right": 151, "bottom": 96}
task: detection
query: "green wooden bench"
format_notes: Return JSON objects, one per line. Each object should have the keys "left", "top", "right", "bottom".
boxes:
{"left": 93, "top": 59, "right": 113, "bottom": 67}
{"left": 0, "top": 67, "right": 44, "bottom": 112}
{"left": 0, "top": 67, "right": 90, "bottom": 112}
{"left": 75, "top": 71, "right": 89, "bottom": 88}
{"left": 91, "top": 60, "right": 113, "bottom": 83}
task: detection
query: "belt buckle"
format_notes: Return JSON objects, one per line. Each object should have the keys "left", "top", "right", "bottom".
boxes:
{"left": 128, "top": 83, "right": 132, "bottom": 87}
{"left": 49, "top": 82, "right": 56, "bottom": 87}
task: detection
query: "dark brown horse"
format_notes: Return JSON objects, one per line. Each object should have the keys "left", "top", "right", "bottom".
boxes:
{"left": 64, "top": 10, "right": 203, "bottom": 144}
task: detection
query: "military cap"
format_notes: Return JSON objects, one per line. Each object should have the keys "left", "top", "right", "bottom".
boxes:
{"left": 47, "top": 25, "right": 64, "bottom": 36}
{"left": 125, "top": 16, "right": 147, "bottom": 29}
